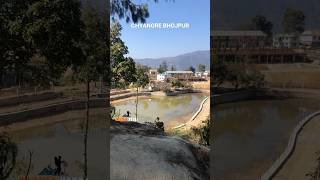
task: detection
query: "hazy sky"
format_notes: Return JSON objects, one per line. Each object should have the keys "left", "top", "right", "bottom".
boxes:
{"left": 117, "top": 0, "right": 210, "bottom": 59}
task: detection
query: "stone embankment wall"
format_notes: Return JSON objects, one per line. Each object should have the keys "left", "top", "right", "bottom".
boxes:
{"left": 212, "top": 88, "right": 320, "bottom": 106}
{"left": 0, "top": 92, "right": 152, "bottom": 126}
{"left": 212, "top": 90, "right": 257, "bottom": 105}
{"left": 0, "top": 98, "right": 107, "bottom": 126}
{"left": 0, "top": 92, "right": 63, "bottom": 107}
{"left": 110, "top": 92, "right": 151, "bottom": 101}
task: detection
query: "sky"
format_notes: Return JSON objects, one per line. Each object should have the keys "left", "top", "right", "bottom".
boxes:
{"left": 117, "top": 0, "right": 210, "bottom": 59}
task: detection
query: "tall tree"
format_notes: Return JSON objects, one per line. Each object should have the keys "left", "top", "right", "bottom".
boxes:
{"left": 76, "top": 3, "right": 108, "bottom": 179}
{"left": 134, "top": 64, "right": 149, "bottom": 121}
{"left": 110, "top": 21, "right": 136, "bottom": 88}
{"left": 170, "top": 65, "right": 176, "bottom": 71}
{"left": 158, "top": 61, "right": 168, "bottom": 73}
{"left": 111, "top": 0, "right": 150, "bottom": 23}
{"left": 23, "top": 0, "right": 83, "bottom": 83}
{"left": 212, "top": 55, "right": 227, "bottom": 88}
{"left": 283, "top": 8, "right": 305, "bottom": 33}
{"left": 251, "top": 15, "right": 273, "bottom": 36}
{"left": 0, "top": 0, "right": 34, "bottom": 87}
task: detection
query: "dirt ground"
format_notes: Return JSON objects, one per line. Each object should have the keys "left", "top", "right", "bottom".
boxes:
{"left": 273, "top": 115, "right": 320, "bottom": 180}
{"left": 261, "top": 63, "right": 320, "bottom": 89}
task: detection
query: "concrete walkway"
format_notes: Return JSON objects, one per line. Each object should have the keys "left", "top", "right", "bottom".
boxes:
{"left": 173, "top": 97, "right": 210, "bottom": 130}
{"left": 185, "top": 98, "right": 210, "bottom": 129}
{"left": 273, "top": 115, "right": 320, "bottom": 180}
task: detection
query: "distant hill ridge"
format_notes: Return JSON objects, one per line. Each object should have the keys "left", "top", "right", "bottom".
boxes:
{"left": 134, "top": 50, "right": 210, "bottom": 71}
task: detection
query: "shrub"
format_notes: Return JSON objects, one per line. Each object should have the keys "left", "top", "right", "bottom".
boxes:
{"left": 192, "top": 118, "right": 210, "bottom": 146}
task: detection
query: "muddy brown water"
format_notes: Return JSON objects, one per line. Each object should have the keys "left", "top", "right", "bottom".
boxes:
{"left": 212, "top": 98, "right": 320, "bottom": 180}
{"left": 6, "top": 93, "right": 207, "bottom": 179}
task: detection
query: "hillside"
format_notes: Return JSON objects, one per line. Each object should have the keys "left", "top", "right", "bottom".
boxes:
{"left": 212, "top": 0, "right": 320, "bottom": 32}
{"left": 134, "top": 50, "right": 210, "bottom": 70}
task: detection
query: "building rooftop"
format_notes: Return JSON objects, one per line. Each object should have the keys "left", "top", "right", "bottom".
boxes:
{"left": 301, "top": 30, "right": 320, "bottom": 36}
{"left": 212, "top": 30, "right": 267, "bottom": 37}
{"left": 165, "top": 71, "right": 194, "bottom": 74}
{"left": 273, "top": 33, "right": 299, "bottom": 38}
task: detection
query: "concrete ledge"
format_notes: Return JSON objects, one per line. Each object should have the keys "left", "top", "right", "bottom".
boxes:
{"left": 260, "top": 111, "right": 320, "bottom": 180}
{"left": 0, "top": 92, "right": 63, "bottom": 107}
{"left": 173, "top": 96, "right": 209, "bottom": 129}
{"left": 212, "top": 90, "right": 257, "bottom": 105}
{"left": 266, "top": 89, "right": 320, "bottom": 98}
{"left": 110, "top": 92, "right": 151, "bottom": 101}
{"left": 0, "top": 98, "right": 108, "bottom": 126}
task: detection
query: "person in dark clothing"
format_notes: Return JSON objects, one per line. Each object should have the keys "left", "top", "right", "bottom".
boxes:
{"left": 54, "top": 156, "right": 62, "bottom": 176}
{"left": 155, "top": 117, "right": 164, "bottom": 131}
{"left": 123, "top": 111, "right": 131, "bottom": 117}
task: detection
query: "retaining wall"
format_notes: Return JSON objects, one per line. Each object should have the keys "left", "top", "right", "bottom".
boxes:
{"left": 265, "top": 89, "right": 320, "bottom": 98}
{"left": 0, "top": 92, "right": 151, "bottom": 126}
{"left": 0, "top": 98, "right": 108, "bottom": 126}
{"left": 173, "top": 96, "right": 209, "bottom": 129}
{"left": 260, "top": 111, "right": 320, "bottom": 180}
{"left": 0, "top": 92, "right": 63, "bottom": 107}
{"left": 110, "top": 92, "right": 151, "bottom": 101}
{"left": 212, "top": 90, "right": 257, "bottom": 105}
{"left": 212, "top": 88, "right": 320, "bottom": 106}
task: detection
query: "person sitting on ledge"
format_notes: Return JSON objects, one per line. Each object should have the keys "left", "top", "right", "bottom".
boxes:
{"left": 123, "top": 111, "right": 131, "bottom": 117}
{"left": 155, "top": 117, "right": 164, "bottom": 131}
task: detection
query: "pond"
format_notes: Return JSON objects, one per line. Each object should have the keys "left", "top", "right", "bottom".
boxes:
{"left": 212, "top": 98, "right": 320, "bottom": 180}
{"left": 8, "top": 108, "right": 108, "bottom": 179}
{"left": 7, "top": 93, "right": 207, "bottom": 179}
{"left": 112, "top": 93, "right": 207, "bottom": 127}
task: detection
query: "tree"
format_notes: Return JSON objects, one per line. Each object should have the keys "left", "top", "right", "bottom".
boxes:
{"left": 283, "top": 8, "right": 305, "bottom": 33}
{"left": 197, "top": 64, "right": 206, "bottom": 72}
{"left": 170, "top": 65, "right": 176, "bottom": 71}
{"left": 74, "top": 3, "right": 108, "bottom": 179}
{"left": 0, "top": 132, "right": 18, "bottom": 179}
{"left": 134, "top": 64, "right": 149, "bottom": 121}
{"left": 251, "top": 15, "right": 273, "bottom": 37}
{"left": 187, "top": 66, "right": 195, "bottom": 73}
{"left": 23, "top": 0, "right": 83, "bottom": 83}
{"left": 111, "top": 0, "right": 173, "bottom": 23}
{"left": 0, "top": 0, "right": 34, "bottom": 87}
{"left": 111, "top": 0, "right": 150, "bottom": 23}
{"left": 211, "top": 56, "right": 227, "bottom": 88}
{"left": 226, "top": 62, "right": 246, "bottom": 90}
{"left": 158, "top": 61, "right": 168, "bottom": 73}
{"left": 111, "top": 21, "right": 136, "bottom": 88}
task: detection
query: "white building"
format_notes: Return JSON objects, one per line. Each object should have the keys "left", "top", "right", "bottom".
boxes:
{"left": 156, "top": 73, "right": 168, "bottom": 81}
{"left": 195, "top": 71, "right": 210, "bottom": 79}
{"left": 300, "top": 30, "right": 320, "bottom": 48}
{"left": 203, "top": 71, "right": 210, "bottom": 78}
{"left": 273, "top": 33, "right": 299, "bottom": 48}
{"left": 156, "top": 71, "right": 194, "bottom": 81}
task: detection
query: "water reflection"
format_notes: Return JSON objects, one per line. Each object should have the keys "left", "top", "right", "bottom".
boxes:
{"left": 113, "top": 93, "right": 205, "bottom": 123}
{"left": 213, "top": 98, "right": 320, "bottom": 180}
